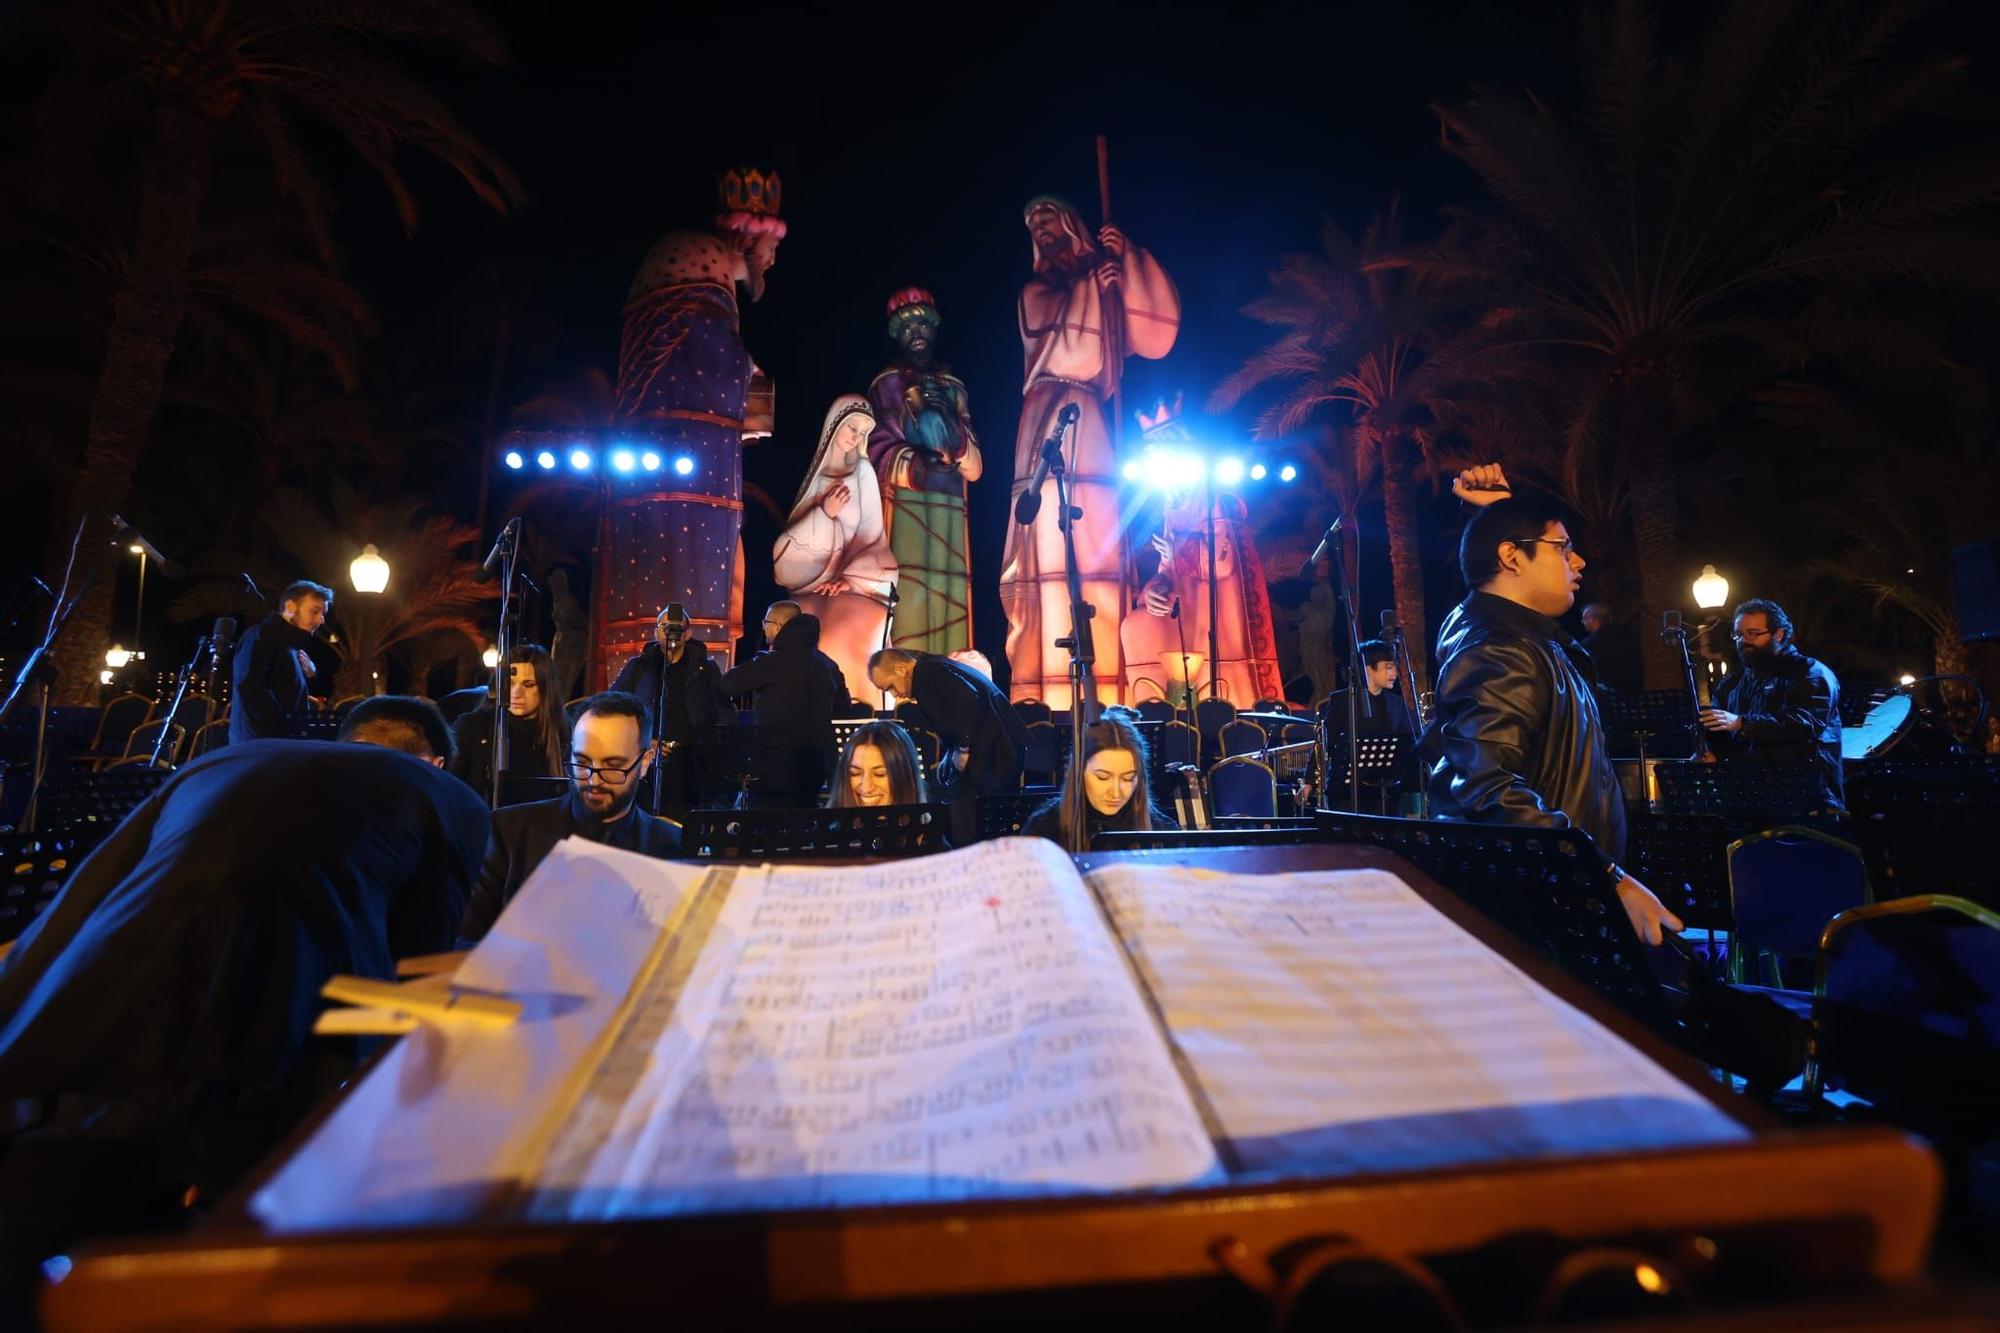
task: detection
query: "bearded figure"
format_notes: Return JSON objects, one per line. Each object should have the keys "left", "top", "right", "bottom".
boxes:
{"left": 997, "top": 197, "right": 1179, "bottom": 707}
{"left": 593, "top": 167, "right": 784, "bottom": 686}
{"left": 867, "top": 288, "right": 982, "bottom": 656}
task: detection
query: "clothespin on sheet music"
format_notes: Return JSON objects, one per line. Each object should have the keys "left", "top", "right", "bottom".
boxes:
{"left": 314, "top": 968, "right": 521, "bottom": 1037}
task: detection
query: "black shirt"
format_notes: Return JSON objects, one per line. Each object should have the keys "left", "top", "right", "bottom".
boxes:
{"left": 1709, "top": 646, "right": 1844, "bottom": 810}
{"left": 909, "top": 655, "right": 1031, "bottom": 795}
{"left": 457, "top": 792, "right": 681, "bottom": 943}
{"left": 229, "top": 615, "right": 334, "bottom": 743}
{"left": 1022, "top": 798, "right": 1179, "bottom": 847}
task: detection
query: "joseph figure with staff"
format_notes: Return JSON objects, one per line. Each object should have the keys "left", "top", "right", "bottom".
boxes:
{"left": 998, "top": 172, "right": 1179, "bottom": 708}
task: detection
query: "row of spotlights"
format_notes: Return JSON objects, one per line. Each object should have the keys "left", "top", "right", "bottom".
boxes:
{"left": 1118, "top": 449, "right": 1298, "bottom": 491}
{"left": 502, "top": 448, "right": 696, "bottom": 478}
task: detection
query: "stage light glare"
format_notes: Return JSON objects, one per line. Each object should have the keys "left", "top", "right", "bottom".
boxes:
{"left": 672, "top": 455, "right": 695, "bottom": 477}
{"left": 1898, "top": 672, "right": 1917, "bottom": 687}
{"left": 105, "top": 645, "right": 131, "bottom": 669}
{"left": 640, "top": 451, "right": 662, "bottom": 472}
{"left": 1215, "top": 457, "right": 1246, "bottom": 487}
{"left": 569, "top": 449, "right": 592, "bottom": 472}
{"left": 503, "top": 450, "right": 525, "bottom": 470}
{"left": 1279, "top": 464, "right": 1298, "bottom": 482}
{"left": 610, "top": 448, "right": 637, "bottom": 474}
{"left": 1250, "top": 463, "right": 1268, "bottom": 481}
{"left": 1121, "top": 460, "right": 1141, "bottom": 482}
{"left": 482, "top": 645, "right": 500, "bottom": 670}
{"left": 535, "top": 450, "right": 557, "bottom": 470}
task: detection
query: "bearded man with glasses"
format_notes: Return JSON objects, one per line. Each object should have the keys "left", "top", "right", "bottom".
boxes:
{"left": 1700, "top": 599, "right": 1843, "bottom": 810}
{"left": 458, "top": 691, "right": 681, "bottom": 942}
{"left": 1419, "top": 464, "right": 1684, "bottom": 948}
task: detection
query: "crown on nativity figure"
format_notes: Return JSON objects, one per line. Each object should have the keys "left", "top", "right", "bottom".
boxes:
{"left": 885, "top": 286, "right": 941, "bottom": 334}
{"left": 715, "top": 167, "right": 786, "bottom": 237}
{"left": 1137, "top": 393, "right": 1193, "bottom": 443}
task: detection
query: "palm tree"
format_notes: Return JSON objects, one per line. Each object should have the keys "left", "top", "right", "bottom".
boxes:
{"left": 1401, "top": 0, "right": 2000, "bottom": 687}
{"left": 1212, "top": 206, "right": 1447, "bottom": 684}
{"left": 40, "top": 0, "right": 521, "bottom": 702}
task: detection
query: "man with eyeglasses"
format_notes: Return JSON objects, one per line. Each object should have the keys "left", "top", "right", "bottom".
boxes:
{"left": 1420, "top": 464, "right": 1684, "bottom": 948}
{"left": 458, "top": 691, "right": 680, "bottom": 943}
{"left": 1700, "top": 599, "right": 1843, "bottom": 810}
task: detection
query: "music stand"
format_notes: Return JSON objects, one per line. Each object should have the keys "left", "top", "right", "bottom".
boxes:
{"left": 498, "top": 775, "right": 571, "bottom": 809}
{"left": 35, "top": 767, "right": 170, "bottom": 844}
{"left": 680, "top": 803, "right": 948, "bottom": 861}
{"left": 278, "top": 711, "right": 344, "bottom": 742}
{"left": 0, "top": 831, "right": 84, "bottom": 944}
{"left": 1652, "top": 761, "right": 1843, "bottom": 834}
{"left": 1600, "top": 690, "right": 1704, "bottom": 760}
{"left": 976, "top": 789, "right": 1055, "bottom": 842}
{"left": 1326, "top": 734, "right": 1414, "bottom": 814}
{"left": 1623, "top": 811, "right": 1731, "bottom": 930}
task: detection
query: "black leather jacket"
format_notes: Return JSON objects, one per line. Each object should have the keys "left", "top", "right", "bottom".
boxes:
{"left": 1709, "top": 646, "right": 1843, "bottom": 809}
{"left": 1419, "top": 591, "right": 1627, "bottom": 860}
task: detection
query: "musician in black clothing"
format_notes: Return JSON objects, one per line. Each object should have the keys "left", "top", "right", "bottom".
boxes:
{"left": 1319, "top": 639, "right": 1411, "bottom": 739}
{"left": 458, "top": 692, "right": 680, "bottom": 942}
{"left": 1701, "top": 598, "right": 1844, "bottom": 810}
{"left": 228, "top": 579, "right": 338, "bottom": 743}
{"left": 449, "top": 643, "right": 567, "bottom": 802}
{"left": 720, "top": 603, "right": 842, "bottom": 806}
{"left": 609, "top": 603, "right": 725, "bottom": 816}
{"left": 868, "top": 648, "right": 1029, "bottom": 795}
{"left": 1023, "top": 718, "right": 1177, "bottom": 850}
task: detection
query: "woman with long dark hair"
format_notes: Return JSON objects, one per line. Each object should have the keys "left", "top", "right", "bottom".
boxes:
{"left": 1023, "top": 717, "right": 1177, "bottom": 851}
{"left": 826, "top": 721, "right": 925, "bottom": 808}
{"left": 450, "top": 644, "right": 568, "bottom": 801}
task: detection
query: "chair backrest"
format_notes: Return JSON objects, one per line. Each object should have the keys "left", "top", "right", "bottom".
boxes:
{"left": 1021, "top": 721, "right": 1064, "bottom": 785}
{"left": 1127, "top": 677, "right": 1167, "bottom": 705}
{"left": 1219, "top": 718, "right": 1268, "bottom": 758}
{"left": 1134, "top": 699, "right": 1175, "bottom": 726}
{"left": 1194, "top": 698, "right": 1237, "bottom": 751}
{"left": 188, "top": 718, "right": 231, "bottom": 759}
{"left": 1728, "top": 826, "right": 1869, "bottom": 973}
{"left": 907, "top": 726, "right": 941, "bottom": 771}
{"left": 169, "top": 693, "right": 216, "bottom": 733}
{"left": 1153, "top": 720, "right": 1200, "bottom": 770}
{"left": 120, "top": 717, "right": 184, "bottom": 764}
{"left": 1250, "top": 698, "right": 1287, "bottom": 717}
{"left": 1208, "top": 756, "right": 1278, "bottom": 818}
{"left": 91, "top": 693, "right": 152, "bottom": 753}
{"left": 1279, "top": 721, "right": 1317, "bottom": 746}
{"left": 1012, "top": 699, "right": 1052, "bottom": 729}
{"left": 1815, "top": 895, "right": 2000, "bottom": 1121}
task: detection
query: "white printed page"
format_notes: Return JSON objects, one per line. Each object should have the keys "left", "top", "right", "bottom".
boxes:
{"left": 1091, "top": 865, "right": 1747, "bottom": 1176}
{"left": 529, "top": 838, "right": 1218, "bottom": 1218}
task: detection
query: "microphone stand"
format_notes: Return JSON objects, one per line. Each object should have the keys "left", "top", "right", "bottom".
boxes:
{"left": 1169, "top": 593, "right": 1193, "bottom": 733}
{"left": 488, "top": 520, "right": 525, "bottom": 809}
{"left": 649, "top": 637, "right": 672, "bottom": 816}
{"left": 4, "top": 518, "right": 102, "bottom": 833}
{"left": 1661, "top": 614, "right": 1711, "bottom": 761}
{"left": 879, "top": 584, "right": 898, "bottom": 713}
{"left": 149, "top": 631, "right": 217, "bottom": 766}
{"left": 1321, "top": 518, "right": 1372, "bottom": 813}
{"left": 1043, "top": 437, "right": 1097, "bottom": 853}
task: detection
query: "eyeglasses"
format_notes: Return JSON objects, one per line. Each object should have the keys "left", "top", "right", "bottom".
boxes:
{"left": 1732, "top": 627, "right": 1776, "bottom": 642}
{"left": 1508, "top": 537, "right": 1578, "bottom": 558}
{"left": 570, "top": 754, "right": 645, "bottom": 785}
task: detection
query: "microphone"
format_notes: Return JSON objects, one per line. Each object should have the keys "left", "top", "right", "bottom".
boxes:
{"left": 1660, "top": 609, "right": 1683, "bottom": 638}
{"left": 209, "top": 617, "right": 237, "bottom": 672}
{"left": 1170, "top": 597, "right": 1181, "bottom": 621}
{"left": 1014, "top": 403, "right": 1081, "bottom": 525}
{"left": 482, "top": 517, "right": 522, "bottom": 574}
{"left": 1379, "top": 609, "right": 1400, "bottom": 639}
{"left": 886, "top": 582, "right": 899, "bottom": 606}
{"left": 242, "top": 572, "right": 265, "bottom": 603}
{"left": 1297, "top": 516, "right": 1344, "bottom": 579}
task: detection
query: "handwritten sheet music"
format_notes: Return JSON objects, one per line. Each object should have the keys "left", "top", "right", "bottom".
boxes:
{"left": 1091, "top": 865, "right": 1747, "bottom": 1175}
{"left": 529, "top": 838, "right": 1218, "bottom": 1218}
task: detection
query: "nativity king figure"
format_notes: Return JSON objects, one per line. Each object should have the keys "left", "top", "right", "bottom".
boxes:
{"left": 866, "top": 288, "right": 982, "bottom": 657}
{"left": 593, "top": 167, "right": 785, "bottom": 685}
{"left": 773, "top": 394, "right": 896, "bottom": 695}
{"left": 998, "top": 198, "right": 1179, "bottom": 707}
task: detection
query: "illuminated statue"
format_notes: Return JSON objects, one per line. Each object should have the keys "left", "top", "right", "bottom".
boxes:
{"left": 1118, "top": 401, "right": 1283, "bottom": 707}
{"left": 595, "top": 167, "right": 784, "bottom": 685}
{"left": 866, "top": 288, "right": 982, "bottom": 656}
{"left": 774, "top": 395, "right": 896, "bottom": 696}
{"left": 998, "top": 197, "right": 1179, "bottom": 707}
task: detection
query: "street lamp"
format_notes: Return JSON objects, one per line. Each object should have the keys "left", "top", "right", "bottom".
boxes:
{"left": 350, "top": 544, "right": 390, "bottom": 594}
{"left": 1692, "top": 564, "right": 1729, "bottom": 611}
{"left": 105, "top": 645, "right": 131, "bottom": 670}
{"left": 482, "top": 644, "right": 500, "bottom": 670}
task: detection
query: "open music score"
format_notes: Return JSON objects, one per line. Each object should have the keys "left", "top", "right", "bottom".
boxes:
{"left": 527, "top": 840, "right": 1218, "bottom": 1219}
{"left": 1093, "top": 865, "right": 1747, "bottom": 1175}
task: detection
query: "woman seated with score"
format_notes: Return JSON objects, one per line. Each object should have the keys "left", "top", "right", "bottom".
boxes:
{"left": 1024, "top": 717, "right": 1178, "bottom": 850}
{"left": 826, "top": 720, "right": 926, "bottom": 808}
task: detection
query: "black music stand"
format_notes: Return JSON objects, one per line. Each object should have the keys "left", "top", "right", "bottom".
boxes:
{"left": 1600, "top": 689, "right": 1704, "bottom": 760}
{"left": 1326, "top": 734, "right": 1414, "bottom": 815}
{"left": 0, "top": 831, "right": 84, "bottom": 944}
{"left": 34, "top": 767, "right": 171, "bottom": 844}
{"left": 1622, "top": 811, "right": 1731, "bottom": 930}
{"left": 1845, "top": 755, "right": 1999, "bottom": 905}
{"left": 1652, "top": 761, "right": 1844, "bottom": 834}
{"left": 976, "top": 789, "right": 1055, "bottom": 842}
{"left": 278, "top": 711, "right": 344, "bottom": 743}
{"left": 498, "top": 775, "right": 572, "bottom": 808}
{"left": 680, "top": 803, "right": 948, "bottom": 861}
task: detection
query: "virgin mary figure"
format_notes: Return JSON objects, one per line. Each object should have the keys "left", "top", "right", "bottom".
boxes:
{"left": 773, "top": 394, "right": 897, "bottom": 697}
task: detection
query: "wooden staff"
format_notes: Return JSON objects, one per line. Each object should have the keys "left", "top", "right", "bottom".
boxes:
{"left": 1096, "top": 134, "right": 1124, "bottom": 457}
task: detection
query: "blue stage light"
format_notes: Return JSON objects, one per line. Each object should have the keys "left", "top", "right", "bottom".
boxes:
{"left": 535, "top": 450, "right": 558, "bottom": 471}
{"left": 1279, "top": 464, "right": 1298, "bottom": 482}
{"left": 640, "top": 451, "right": 662, "bottom": 472}
{"left": 1121, "top": 460, "right": 1141, "bottom": 482}
{"left": 610, "top": 448, "right": 636, "bottom": 474}
{"left": 672, "top": 455, "right": 695, "bottom": 477}
{"left": 569, "top": 448, "right": 592, "bottom": 472}
{"left": 1250, "top": 463, "right": 1268, "bottom": 481}
{"left": 1215, "top": 456, "right": 1246, "bottom": 487}
{"left": 503, "top": 449, "right": 525, "bottom": 471}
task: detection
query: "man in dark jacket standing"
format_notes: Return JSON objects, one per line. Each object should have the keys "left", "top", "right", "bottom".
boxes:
{"left": 1701, "top": 598, "right": 1843, "bottom": 810}
{"left": 459, "top": 691, "right": 680, "bottom": 942}
{"left": 720, "top": 603, "right": 844, "bottom": 805}
{"left": 0, "top": 702, "right": 485, "bottom": 1301}
{"left": 229, "top": 580, "right": 338, "bottom": 744}
{"left": 609, "top": 603, "right": 725, "bottom": 817}
{"left": 1419, "top": 464, "right": 1682, "bottom": 947}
